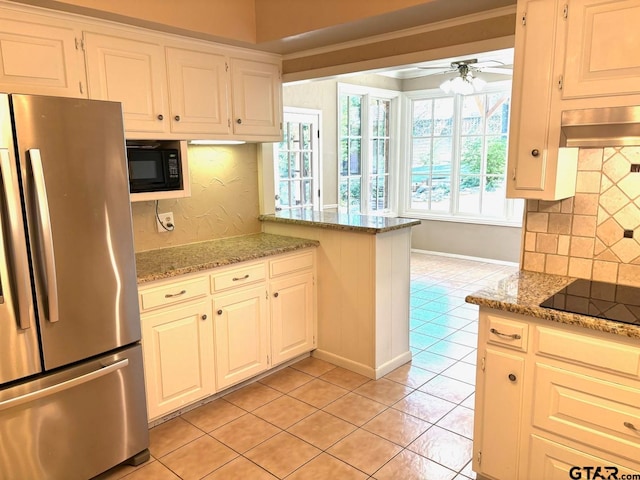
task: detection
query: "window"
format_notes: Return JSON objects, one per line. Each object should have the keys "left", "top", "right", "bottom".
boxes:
{"left": 405, "top": 84, "right": 523, "bottom": 224}
{"left": 338, "top": 84, "right": 398, "bottom": 214}
{"left": 275, "top": 109, "right": 321, "bottom": 211}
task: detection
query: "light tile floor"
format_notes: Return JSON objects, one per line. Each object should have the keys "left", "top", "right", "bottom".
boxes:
{"left": 97, "top": 252, "right": 517, "bottom": 480}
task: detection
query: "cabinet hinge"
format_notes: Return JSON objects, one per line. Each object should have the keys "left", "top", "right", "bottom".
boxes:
{"left": 265, "top": 290, "right": 269, "bottom": 300}
{"left": 225, "top": 62, "right": 229, "bottom": 72}
{"left": 280, "top": 122, "right": 283, "bottom": 131}
{"left": 480, "top": 356, "right": 486, "bottom": 372}
{"left": 313, "top": 335, "right": 316, "bottom": 345}
{"left": 228, "top": 118, "right": 231, "bottom": 128}
{"left": 521, "top": 12, "right": 526, "bottom": 26}
{"left": 512, "top": 168, "right": 517, "bottom": 181}
{"left": 563, "top": 4, "right": 568, "bottom": 19}
{"left": 267, "top": 355, "right": 270, "bottom": 365}
{"left": 558, "top": 75, "right": 564, "bottom": 90}
{"left": 477, "top": 451, "right": 482, "bottom": 465}
{"left": 79, "top": 81, "right": 84, "bottom": 94}
{"left": 75, "top": 37, "right": 84, "bottom": 51}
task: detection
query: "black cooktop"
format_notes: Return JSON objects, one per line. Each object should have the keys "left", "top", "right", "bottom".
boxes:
{"left": 540, "top": 279, "right": 640, "bottom": 326}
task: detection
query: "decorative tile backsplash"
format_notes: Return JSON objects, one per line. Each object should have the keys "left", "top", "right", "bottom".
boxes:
{"left": 522, "top": 147, "right": 640, "bottom": 287}
{"left": 131, "top": 144, "right": 261, "bottom": 252}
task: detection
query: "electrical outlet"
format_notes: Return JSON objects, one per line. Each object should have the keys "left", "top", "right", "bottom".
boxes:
{"left": 157, "top": 212, "right": 175, "bottom": 233}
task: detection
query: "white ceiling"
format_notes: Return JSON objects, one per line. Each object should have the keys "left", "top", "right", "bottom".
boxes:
{"left": 373, "top": 48, "right": 514, "bottom": 80}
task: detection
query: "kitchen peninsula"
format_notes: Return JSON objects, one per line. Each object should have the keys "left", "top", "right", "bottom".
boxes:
{"left": 260, "top": 210, "right": 421, "bottom": 379}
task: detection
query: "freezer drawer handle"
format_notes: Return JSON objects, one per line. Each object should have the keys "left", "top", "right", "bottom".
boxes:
{"left": 0, "top": 149, "right": 33, "bottom": 329}
{"left": 0, "top": 359, "right": 128, "bottom": 412}
{"left": 29, "top": 149, "right": 59, "bottom": 323}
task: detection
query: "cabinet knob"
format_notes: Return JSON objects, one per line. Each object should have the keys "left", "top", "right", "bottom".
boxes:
{"left": 157, "top": 114, "right": 164, "bottom": 121}
{"left": 236, "top": 118, "right": 242, "bottom": 124}
{"left": 531, "top": 149, "right": 540, "bottom": 157}
{"left": 624, "top": 421, "right": 638, "bottom": 431}
{"left": 508, "top": 373, "right": 517, "bottom": 382}
{"left": 273, "top": 292, "right": 279, "bottom": 298}
{"left": 174, "top": 115, "right": 181, "bottom": 122}
{"left": 201, "top": 314, "right": 207, "bottom": 320}
{"left": 217, "top": 309, "right": 223, "bottom": 315}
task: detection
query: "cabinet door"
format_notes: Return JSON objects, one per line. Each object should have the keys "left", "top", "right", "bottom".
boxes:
{"left": 166, "top": 47, "right": 230, "bottom": 135}
{"left": 0, "top": 15, "right": 85, "bottom": 97}
{"left": 528, "top": 435, "right": 636, "bottom": 479}
{"left": 563, "top": 0, "right": 640, "bottom": 99}
{"left": 506, "top": 0, "right": 577, "bottom": 200}
{"left": 83, "top": 32, "right": 167, "bottom": 133}
{"left": 270, "top": 271, "right": 315, "bottom": 365}
{"left": 213, "top": 285, "right": 269, "bottom": 390}
{"left": 230, "top": 58, "right": 282, "bottom": 138}
{"left": 141, "top": 300, "right": 215, "bottom": 420}
{"left": 476, "top": 347, "right": 525, "bottom": 480}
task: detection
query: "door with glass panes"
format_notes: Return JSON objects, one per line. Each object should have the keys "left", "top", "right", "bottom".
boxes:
{"left": 274, "top": 109, "right": 321, "bottom": 211}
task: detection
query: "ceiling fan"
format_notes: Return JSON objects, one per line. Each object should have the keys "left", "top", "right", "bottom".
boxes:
{"left": 419, "top": 58, "right": 513, "bottom": 94}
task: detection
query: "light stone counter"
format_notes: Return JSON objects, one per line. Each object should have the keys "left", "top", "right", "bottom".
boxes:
{"left": 136, "top": 233, "right": 319, "bottom": 283}
{"left": 259, "top": 210, "right": 421, "bottom": 233}
{"left": 465, "top": 270, "right": 640, "bottom": 339}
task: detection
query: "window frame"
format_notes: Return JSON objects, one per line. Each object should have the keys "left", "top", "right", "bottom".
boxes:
{"left": 337, "top": 83, "right": 400, "bottom": 216}
{"left": 399, "top": 82, "right": 523, "bottom": 227}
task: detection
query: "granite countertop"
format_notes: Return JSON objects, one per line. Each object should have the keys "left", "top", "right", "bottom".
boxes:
{"left": 259, "top": 210, "right": 421, "bottom": 234}
{"left": 136, "top": 233, "right": 319, "bottom": 283}
{"left": 465, "top": 270, "right": 640, "bottom": 339}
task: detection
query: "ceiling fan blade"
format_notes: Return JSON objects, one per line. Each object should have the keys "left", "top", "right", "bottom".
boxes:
{"left": 480, "top": 67, "right": 513, "bottom": 75}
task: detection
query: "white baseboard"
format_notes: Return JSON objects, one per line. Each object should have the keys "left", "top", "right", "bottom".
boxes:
{"left": 411, "top": 248, "right": 520, "bottom": 267}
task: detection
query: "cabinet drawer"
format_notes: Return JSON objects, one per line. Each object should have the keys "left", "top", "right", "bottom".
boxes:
{"left": 486, "top": 315, "right": 528, "bottom": 352}
{"left": 528, "top": 434, "right": 638, "bottom": 480}
{"left": 139, "top": 276, "right": 208, "bottom": 312}
{"left": 532, "top": 363, "right": 640, "bottom": 464}
{"left": 270, "top": 250, "right": 314, "bottom": 278}
{"left": 211, "top": 262, "right": 266, "bottom": 292}
{"left": 535, "top": 326, "right": 640, "bottom": 378}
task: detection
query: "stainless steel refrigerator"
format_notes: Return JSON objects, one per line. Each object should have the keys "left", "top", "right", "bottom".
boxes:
{"left": 0, "top": 93, "right": 149, "bottom": 479}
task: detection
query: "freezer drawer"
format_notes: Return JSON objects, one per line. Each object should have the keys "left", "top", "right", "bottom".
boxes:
{"left": 0, "top": 344, "right": 149, "bottom": 480}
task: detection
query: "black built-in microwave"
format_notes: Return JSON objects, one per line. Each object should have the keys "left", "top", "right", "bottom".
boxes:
{"left": 126, "top": 145, "right": 182, "bottom": 193}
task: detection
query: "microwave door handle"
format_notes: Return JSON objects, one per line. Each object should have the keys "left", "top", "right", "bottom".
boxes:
{"left": 0, "top": 149, "right": 33, "bottom": 329}
{"left": 28, "top": 149, "right": 59, "bottom": 323}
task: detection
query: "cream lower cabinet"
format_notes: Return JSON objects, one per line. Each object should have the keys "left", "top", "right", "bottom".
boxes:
{"left": 474, "top": 307, "right": 640, "bottom": 480}
{"left": 212, "top": 285, "right": 269, "bottom": 390}
{"left": 140, "top": 294, "right": 215, "bottom": 420}
{"left": 269, "top": 250, "right": 316, "bottom": 366}
{"left": 139, "top": 247, "right": 316, "bottom": 421}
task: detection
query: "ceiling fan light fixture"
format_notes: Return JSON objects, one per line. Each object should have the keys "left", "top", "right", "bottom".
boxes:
{"left": 440, "top": 70, "right": 486, "bottom": 95}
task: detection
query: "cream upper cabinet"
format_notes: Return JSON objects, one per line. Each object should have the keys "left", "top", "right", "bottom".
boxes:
{"left": 506, "top": 0, "right": 578, "bottom": 201}
{"left": 230, "top": 58, "right": 282, "bottom": 140}
{"left": 562, "top": 0, "right": 640, "bottom": 99}
{"left": 165, "top": 46, "right": 230, "bottom": 135}
{"left": 0, "top": 10, "right": 85, "bottom": 98}
{"left": 83, "top": 31, "right": 168, "bottom": 134}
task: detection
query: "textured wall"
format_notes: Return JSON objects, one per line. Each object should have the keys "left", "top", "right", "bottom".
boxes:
{"left": 131, "top": 144, "right": 261, "bottom": 252}
{"left": 522, "top": 147, "right": 640, "bottom": 287}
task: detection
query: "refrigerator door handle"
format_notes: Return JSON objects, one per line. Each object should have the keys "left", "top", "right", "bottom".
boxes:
{"left": 28, "top": 148, "right": 59, "bottom": 323}
{"left": 0, "top": 149, "right": 33, "bottom": 330}
{"left": 0, "top": 358, "right": 129, "bottom": 412}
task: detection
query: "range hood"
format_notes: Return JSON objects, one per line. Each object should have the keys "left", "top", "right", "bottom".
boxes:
{"left": 560, "top": 105, "right": 640, "bottom": 147}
